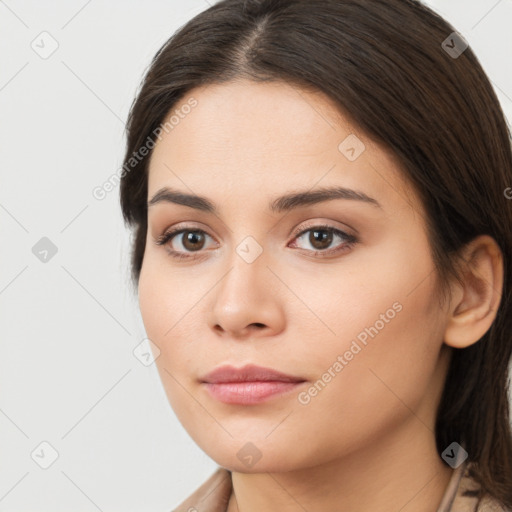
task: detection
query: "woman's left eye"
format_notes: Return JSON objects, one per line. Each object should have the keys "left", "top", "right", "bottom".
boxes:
{"left": 155, "top": 224, "right": 357, "bottom": 260}
{"left": 289, "top": 225, "right": 358, "bottom": 257}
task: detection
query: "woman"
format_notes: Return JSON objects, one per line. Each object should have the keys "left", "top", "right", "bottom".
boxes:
{"left": 119, "top": 0, "right": 512, "bottom": 510}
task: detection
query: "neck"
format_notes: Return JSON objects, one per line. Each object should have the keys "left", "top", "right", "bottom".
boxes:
{"left": 227, "top": 417, "right": 454, "bottom": 512}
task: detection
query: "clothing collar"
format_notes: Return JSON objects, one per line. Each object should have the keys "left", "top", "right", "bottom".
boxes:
{"left": 173, "top": 459, "right": 505, "bottom": 512}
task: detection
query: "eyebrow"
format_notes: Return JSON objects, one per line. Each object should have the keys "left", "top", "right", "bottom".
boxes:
{"left": 147, "top": 186, "right": 382, "bottom": 213}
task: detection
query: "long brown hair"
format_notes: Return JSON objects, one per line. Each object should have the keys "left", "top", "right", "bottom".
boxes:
{"left": 120, "top": 0, "right": 512, "bottom": 505}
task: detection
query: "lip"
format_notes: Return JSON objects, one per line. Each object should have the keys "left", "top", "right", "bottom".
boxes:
{"left": 200, "top": 364, "right": 307, "bottom": 405}
{"left": 201, "top": 364, "right": 305, "bottom": 384}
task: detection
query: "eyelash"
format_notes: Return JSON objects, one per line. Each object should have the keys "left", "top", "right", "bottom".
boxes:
{"left": 155, "top": 224, "right": 358, "bottom": 261}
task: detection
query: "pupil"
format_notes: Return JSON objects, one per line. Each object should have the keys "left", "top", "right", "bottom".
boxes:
{"left": 184, "top": 231, "right": 204, "bottom": 250}
{"left": 311, "top": 229, "right": 332, "bottom": 249}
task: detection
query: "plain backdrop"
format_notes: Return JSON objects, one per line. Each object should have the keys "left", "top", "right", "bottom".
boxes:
{"left": 1, "top": 1, "right": 511, "bottom": 510}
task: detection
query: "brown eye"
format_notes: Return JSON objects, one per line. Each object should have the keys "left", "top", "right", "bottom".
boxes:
{"left": 155, "top": 228, "right": 215, "bottom": 256}
{"left": 179, "top": 230, "right": 207, "bottom": 252}
{"left": 307, "top": 229, "right": 334, "bottom": 250}
{"left": 290, "top": 224, "right": 358, "bottom": 257}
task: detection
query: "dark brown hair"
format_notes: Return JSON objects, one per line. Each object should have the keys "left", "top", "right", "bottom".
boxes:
{"left": 120, "top": 0, "right": 512, "bottom": 505}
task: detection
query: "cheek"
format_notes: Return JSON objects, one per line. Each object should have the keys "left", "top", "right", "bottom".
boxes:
{"left": 138, "top": 251, "right": 193, "bottom": 340}
{"left": 138, "top": 268, "right": 199, "bottom": 424}
{"left": 297, "top": 257, "right": 446, "bottom": 436}
{"left": 288, "top": 238, "right": 445, "bottom": 411}
{"left": 137, "top": 258, "right": 211, "bottom": 388}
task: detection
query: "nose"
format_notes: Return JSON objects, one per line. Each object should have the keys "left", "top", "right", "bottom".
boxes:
{"left": 208, "top": 251, "right": 286, "bottom": 340}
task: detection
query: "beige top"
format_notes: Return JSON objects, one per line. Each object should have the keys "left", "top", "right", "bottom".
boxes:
{"left": 173, "top": 460, "right": 510, "bottom": 512}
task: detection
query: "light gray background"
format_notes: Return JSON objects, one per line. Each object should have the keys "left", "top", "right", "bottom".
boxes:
{"left": 1, "top": 1, "right": 511, "bottom": 510}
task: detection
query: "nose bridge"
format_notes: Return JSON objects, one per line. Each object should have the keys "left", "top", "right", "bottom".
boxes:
{"left": 209, "top": 233, "right": 283, "bottom": 336}
{"left": 218, "top": 235, "right": 269, "bottom": 308}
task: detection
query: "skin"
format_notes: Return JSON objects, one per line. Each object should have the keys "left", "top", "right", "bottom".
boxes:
{"left": 138, "top": 79, "right": 503, "bottom": 512}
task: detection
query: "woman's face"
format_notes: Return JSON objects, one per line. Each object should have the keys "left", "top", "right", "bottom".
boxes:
{"left": 139, "top": 79, "right": 453, "bottom": 472}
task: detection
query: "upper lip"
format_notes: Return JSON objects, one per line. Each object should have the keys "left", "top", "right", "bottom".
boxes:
{"left": 200, "top": 364, "right": 306, "bottom": 384}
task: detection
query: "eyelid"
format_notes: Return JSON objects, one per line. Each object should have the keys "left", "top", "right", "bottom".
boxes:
{"left": 289, "top": 219, "right": 357, "bottom": 240}
{"left": 155, "top": 220, "right": 354, "bottom": 244}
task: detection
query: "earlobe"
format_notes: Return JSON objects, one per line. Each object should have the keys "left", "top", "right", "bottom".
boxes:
{"left": 443, "top": 235, "right": 503, "bottom": 349}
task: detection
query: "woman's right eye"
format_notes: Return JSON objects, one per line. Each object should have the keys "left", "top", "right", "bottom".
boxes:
{"left": 155, "top": 227, "right": 217, "bottom": 260}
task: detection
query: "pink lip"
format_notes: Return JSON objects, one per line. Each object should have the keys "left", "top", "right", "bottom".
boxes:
{"left": 200, "top": 364, "right": 306, "bottom": 405}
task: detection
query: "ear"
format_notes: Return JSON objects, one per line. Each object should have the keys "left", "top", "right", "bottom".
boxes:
{"left": 443, "top": 235, "right": 504, "bottom": 349}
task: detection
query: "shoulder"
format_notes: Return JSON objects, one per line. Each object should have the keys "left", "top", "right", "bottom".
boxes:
{"left": 172, "top": 467, "right": 232, "bottom": 512}
{"left": 452, "top": 462, "right": 511, "bottom": 512}
{"left": 476, "top": 495, "right": 511, "bottom": 512}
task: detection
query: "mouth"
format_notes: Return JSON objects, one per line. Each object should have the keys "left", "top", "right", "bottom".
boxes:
{"left": 200, "top": 364, "right": 307, "bottom": 405}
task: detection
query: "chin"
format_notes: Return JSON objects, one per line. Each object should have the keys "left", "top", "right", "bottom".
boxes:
{"left": 195, "top": 437, "right": 315, "bottom": 474}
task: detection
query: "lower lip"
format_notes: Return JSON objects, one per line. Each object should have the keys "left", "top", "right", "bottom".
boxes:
{"left": 202, "top": 381, "right": 305, "bottom": 405}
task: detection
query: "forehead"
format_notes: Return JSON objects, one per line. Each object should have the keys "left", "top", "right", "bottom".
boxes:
{"left": 152, "top": 79, "right": 358, "bottom": 160}
{"left": 147, "top": 79, "right": 420, "bottom": 216}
